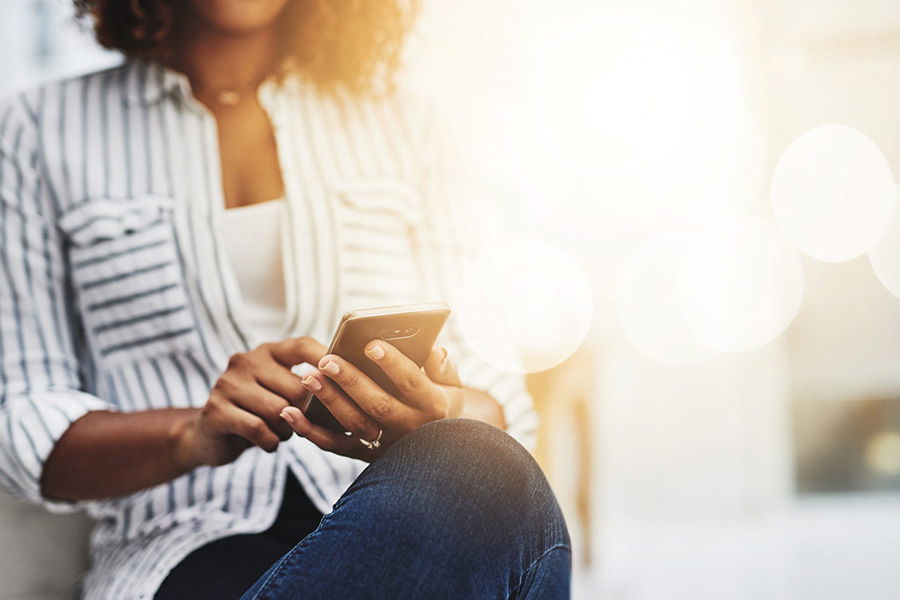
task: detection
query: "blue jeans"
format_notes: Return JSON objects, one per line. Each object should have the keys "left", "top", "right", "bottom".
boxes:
{"left": 178, "top": 418, "right": 566, "bottom": 599}
{"left": 241, "top": 418, "right": 570, "bottom": 599}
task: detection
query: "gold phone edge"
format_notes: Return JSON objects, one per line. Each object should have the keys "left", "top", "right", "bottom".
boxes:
{"left": 326, "top": 301, "right": 451, "bottom": 353}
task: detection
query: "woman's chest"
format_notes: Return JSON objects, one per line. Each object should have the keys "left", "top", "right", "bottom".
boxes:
{"left": 52, "top": 95, "right": 428, "bottom": 368}
{"left": 213, "top": 103, "right": 284, "bottom": 209}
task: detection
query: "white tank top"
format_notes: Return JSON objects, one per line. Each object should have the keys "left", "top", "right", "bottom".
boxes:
{"left": 219, "top": 199, "right": 288, "bottom": 343}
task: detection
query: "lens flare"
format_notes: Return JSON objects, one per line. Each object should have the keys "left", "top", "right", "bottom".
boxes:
{"left": 454, "top": 237, "right": 593, "bottom": 374}
{"left": 617, "top": 233, "right": 716, "bottom": 366}
{"left": 771, "top": 125, "right": 895, "bottom": 262}
{"left": 677, "top": 217, "right": 804, "bottom": 353}
{"left": 492, "top": 7, "right": 765, "bottom": 223}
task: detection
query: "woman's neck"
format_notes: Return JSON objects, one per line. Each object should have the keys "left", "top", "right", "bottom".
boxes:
{"left": 171, "top": 14, "right": 280, "bottom": 93}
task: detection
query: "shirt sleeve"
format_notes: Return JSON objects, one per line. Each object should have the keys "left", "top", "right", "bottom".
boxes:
{"left": 411, "top": 102, "right": 539, "bottom": 450}
{"left": 0, "top": 94, "right": 114, "bottom": 512}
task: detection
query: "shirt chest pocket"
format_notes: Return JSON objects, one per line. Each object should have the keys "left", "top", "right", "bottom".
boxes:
{"left": 59, "top": 196, "right": 201, "bottom": 367}
{"left": 333, "top": 179, "right": 426, "bottom": 309}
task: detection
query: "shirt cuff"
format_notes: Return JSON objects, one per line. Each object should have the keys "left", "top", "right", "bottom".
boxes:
{"left": 1, "top": 390, "right": 113, "bottom": 513}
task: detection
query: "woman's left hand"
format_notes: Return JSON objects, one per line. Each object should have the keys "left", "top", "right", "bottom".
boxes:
{"left": 279, "top": 341, "right": 469, "bottom": 461}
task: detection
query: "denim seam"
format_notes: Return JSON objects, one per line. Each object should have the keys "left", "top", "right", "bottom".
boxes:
{"left": 246, "top": 512, "right": 337, "bottom": 599}
{"left": 246, "top": 547, "right": 294, "bottom": 599}
{"left": 506, "top": 542, "right": 572, "bottom": 600}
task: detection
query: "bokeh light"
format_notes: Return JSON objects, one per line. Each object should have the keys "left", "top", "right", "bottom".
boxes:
{"left": 771, "top": 125, "right": 895, "bottom": 263}
{"left": 454, "top": 237, "right": 593, "bottom": 373}
{"left": 501, "top": 8, "right": 764, "bottom": 222}
{"left": 617, "top": 233, "right": 716, "bottom": 366}
{"left": 868, "top": 186, "right": 900, "bottom": 299}
{"left": 677, "top": 217, "right": 804, "bottom": 353}
{"left": 525, "top": 13, "right": 703, "bottom": 178}
{"left": 864, "top": 430, "right": 900, "bottom": 476}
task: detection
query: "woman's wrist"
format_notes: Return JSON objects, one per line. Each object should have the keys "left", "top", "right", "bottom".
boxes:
{"left": 456, "top": 388, "right": 506, "bottom": 429}
{"left": 170, "top": 408, "right": 204, "bottom": 472}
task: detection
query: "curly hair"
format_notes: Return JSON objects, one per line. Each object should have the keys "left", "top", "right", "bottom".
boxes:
{"left": 74, "top": 0, "right": 420, "bottom": 95}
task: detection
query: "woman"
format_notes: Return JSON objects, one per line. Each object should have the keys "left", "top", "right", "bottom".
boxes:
{"left": 0, "top": 1, "right": 570, "bottom": 598}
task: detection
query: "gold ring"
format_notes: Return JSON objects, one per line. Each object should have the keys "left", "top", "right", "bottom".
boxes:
{"left": 360, "top": 429, "right": 383, "bottom": 450}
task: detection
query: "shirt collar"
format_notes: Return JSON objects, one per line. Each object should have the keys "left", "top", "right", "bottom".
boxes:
{"left": 122, "top": 58, "right": 304, "bottom": 109}
{"left": 122, "top": 60, "right": 192, "bottom": 108}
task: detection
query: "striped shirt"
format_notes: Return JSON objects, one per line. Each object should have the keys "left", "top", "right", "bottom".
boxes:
{"left": 0, "top": 60, "right": 537, "bottom": 600}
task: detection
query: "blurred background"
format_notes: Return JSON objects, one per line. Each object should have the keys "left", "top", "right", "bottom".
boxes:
{"left": 2, "top": 0, "right": 900, "bottom": 599}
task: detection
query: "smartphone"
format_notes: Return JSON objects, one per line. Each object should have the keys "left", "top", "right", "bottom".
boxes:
{"left": 298, "top": 302, "right": 451, "bottom": 432}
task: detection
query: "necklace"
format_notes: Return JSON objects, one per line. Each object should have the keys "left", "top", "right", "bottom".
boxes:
{"left": 200, "top": 83, "right": 260, "bottom": 107}
{"left": 215, "top": 90, "right": 243, "bottom": 106}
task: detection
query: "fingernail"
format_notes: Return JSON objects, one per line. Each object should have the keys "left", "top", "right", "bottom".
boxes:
{"left": 280, "top": 409, "right": 295, "bottom": 425}
{"left": 366, "top": 344, "right": 384, "bottom": 360}
{"left": 321, "top": 360, "right": 340, "bottom": 376}
{"left": 302, "top": 375, "right": 321, "bottom": 391}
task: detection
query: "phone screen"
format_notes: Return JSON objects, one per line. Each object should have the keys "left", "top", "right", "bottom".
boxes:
{"left": 300, "top": 303, "right": 451, "bottom": 432}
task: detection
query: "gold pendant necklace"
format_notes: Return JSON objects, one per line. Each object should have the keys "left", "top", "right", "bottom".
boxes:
{"left": 215, "top": 90, "right": 242, "bottom": 106}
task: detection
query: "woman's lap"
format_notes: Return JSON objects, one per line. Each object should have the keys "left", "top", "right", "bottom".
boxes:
{"left": 242, "top": 419, "right": 571, "bottom": 600}
{"left": 159, "top": 419, "right": 570, "bottom": 599}
{"left": 154, "top": 473, "right": 323, "bottom": 599}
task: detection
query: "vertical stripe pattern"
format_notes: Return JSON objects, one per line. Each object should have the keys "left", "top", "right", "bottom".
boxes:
{"left": 0, "top": 60, "right": 536, "bottom": 600}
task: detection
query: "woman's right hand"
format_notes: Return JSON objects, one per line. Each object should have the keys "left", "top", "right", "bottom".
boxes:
{"left": 175, "top": 337, "right": 327, "bottom": 469}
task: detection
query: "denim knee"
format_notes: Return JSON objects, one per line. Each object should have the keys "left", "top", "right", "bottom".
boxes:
{"left": 346, "top": 418, "right": 569, "bottom": 554}
{"left": 394, "top": 418, "right": 546, "bottom": 503}
{"left": 246, "top": 421, "right": 571, "bottom": 600}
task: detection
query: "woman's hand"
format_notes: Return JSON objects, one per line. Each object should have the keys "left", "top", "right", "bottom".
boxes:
{"left": 279, "top": 342, "right": 496, "bottom": 461}
{"left": 176, "top": 337, "right": 327, "bottom": 470}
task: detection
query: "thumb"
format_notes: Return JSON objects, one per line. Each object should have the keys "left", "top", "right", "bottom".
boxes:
{"left": 423, "top": 346, "right": 461, "bottom": 387}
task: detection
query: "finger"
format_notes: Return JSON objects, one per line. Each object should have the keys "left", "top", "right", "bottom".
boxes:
{"left": 266, "top": 337, "right": 328, "bottom": 369}
{"left": 280, "top": 406, "right": 373, "bottom": 461}
{"left": 212, "top": 372, "right": 293, "bottom": 440}
{"left": 358, "top": 341, "right": 444, "bottom": 411}
{"left": 210, "top": 395, "right": 282, "bottom": 453}
{"left": 300, "top": 370, "right": 383, "bottom": 441}
{"left": 316, "top": 353, "right": 417, "bottom": 424}
{"left": 423, "top": 346, "right": 462, "bottom": 387}
{"left": 253, "top": 360, "right": 308, "bottom": 405}
{"left": 228, "top": 384, "right": 294, "bottom": 441}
